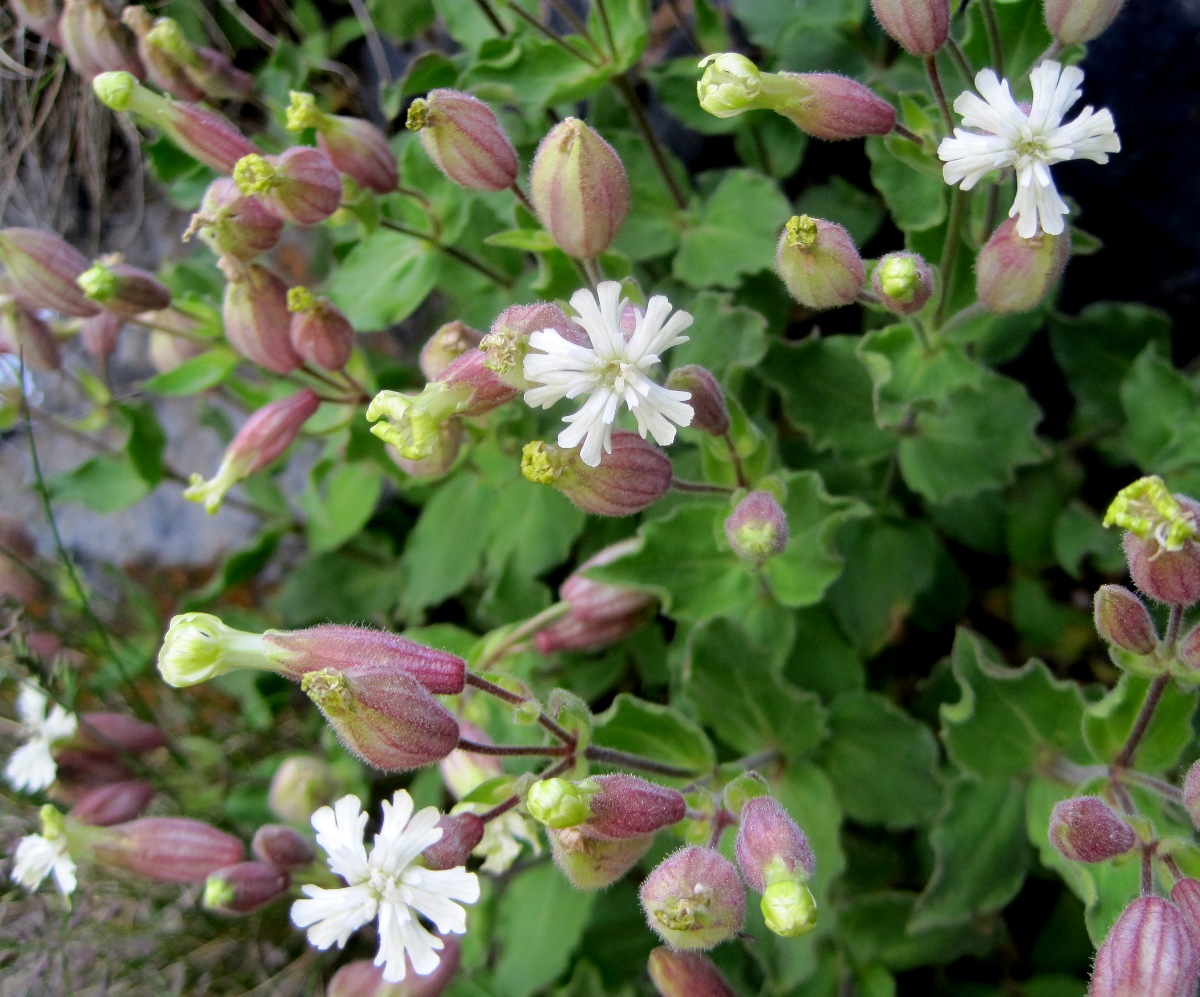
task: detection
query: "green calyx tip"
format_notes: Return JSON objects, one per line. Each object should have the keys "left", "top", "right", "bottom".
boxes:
{"left": 39, "top": 804, "right": 66, "bottom": 839}
{"left": 878, "top": 256, "right": 919, "bottom": 301}
{"left": 93, "top": 72, "right": 139, "bottom": 112}
{"left": 301, "top": 668, "right": 353, "bottom": 712}
{"left": 527, "top": 778, "right": 598, "bottom": 829}
{"left": 405, "top": 99, "right": 430, "bottom": 132}
{"left": 784, "top": 215, "right": 818, "bottom": 251}
{"left": 233, "top": 154, "right": 276, "bottom": 197}
{"left": 286, "top": 285, "right": 318, "bottom": 313}
{"left": 145, "top": 17, "right": 202, "bottom": 66}
{"left": 761, "top": 879, "right": 817, "bottom": 937}
{"left": 285, "top": 91, "right": 326, "bottom": 133}
{"left": 521, "top": 441, "right": 562, "bottom": 485}
{"left": 203, "top": 875, "right": 235, "bottom": 909}
{"left": 1103, "top": 476, "right": 1197, "bottom": 552}
{"left": 77, "top": 263, "right": 117, "bottom": 303}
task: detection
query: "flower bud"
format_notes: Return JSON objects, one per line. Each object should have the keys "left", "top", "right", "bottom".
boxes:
{"left": 1103, "top": 478, "right": 1200, "bottom": 606}
{"left": 60, "top": 0, "right": 143, "bottom": 80}
{"left": 286, "top": 91, "right": 398, "bottom": 195}
{"left": 761, "top": 879, "right": 819, "bottom": 938}
{"left": 91, "top": 816, "right": 245, "bottom": 882}
{"left": 976, "top": 218, "right": 1070, "bottom": 314}
{"left": 75, "top": 711, "right": 166, "bottom": 755}
{"left": 269, "top": 755, "right": 340, "bottom": 825}
{"left": 251, "top": 823, "right": 316, "bottom": 870}
{"left": 204, "top": 861, "right": 291, "bottom": 915}
{"left": 184, "top": 388, "right": 319, "bottom": 512}
{"left": 521, "top": 433, "right": 672, "bottom": 517}
{"left": 528, "top": 778, "right": 598, "bottom": 829}
{"left": 775, "top": 215, "right": 865, "bottom": 310}
{"left": 0, "top": 512, "right": 45, "bottom": 605}
{"left": 233, "top": 148, "right": 342, "bottom": 226}
{"left": 51, "top": 750, "right": 134, "bottom": 803}
{"left": 648, "top": 948, "right": 737, "bottom": 997}
{"left": 0, "top": 228, "right": 101, "bottom": 317}
{"left": 121, "top": 6, "right": 204, "bottom": 101}
{"left": 421, "top": 812, "right": 486, "bottom": 871}
{"left": 479, "top": 302, "right": 580, "bottom": 390}
{"left": 583, "top": 774, "right": 686, "bottom": 840}
{"left": 1183, "top": 760, "right": 1200, "bottom": 830}
{"left": 328, "top": 940, "right": 461, "bottom": 997}
{"left": 0, "top": 297, "right": 62, "bottom": 371}
{"left": 1044, "top": 0, "right": 1126, "bottom": 44}
{"left": 287, "top": 286, "right": 354, "bottom": 370}
{"left": 872, "top": 251, "right": 934, "bottom": 315}
{"left": 725, "top": 490, "right": 789, "bottom": 561}
{"left": 389, "top": 420, "right": 463, "bottom": 480}
{"left": 640, "top": 846, "right": 746, "bottom": 950}
{"left": 1048, "top": 795, "right": 1137, "bottom": 862}
{"left": 93, "top": 72, "right": 257, "bottom": 174}
{"left": 665, "top": 366, "right": 729, "bottom": 436}
{"left": 1171, "top": 878, "right": 1200, "bottom": 939}
{"left": 1093, "top": 585, "right": 1158, "bottom": 655}
{"left": 1088, "top": 896, "right": 1199, "bottom": 997}
{"left": 77, "top": 258, "right": 171, "bottom": 315}
{"left": 870, "top": 0, "right": 951, "bottom": 55}
{"left": 406, "top": 89, "right": 518, "bottom": 192}
{"left": 221, "top": 264, "right": 302, "bottom": 373}
{"left": 735, "top": 797, "right": 815, "bottom": 892}
{"left": 550, "top": 825, "right": 654, "bottom": 890}
{"left": 67, "top": 779, "right": 154, "bottom": 826}
{"left": 186, "top": 178, "right": 284, "bottom": 262}
{"left": 530, "top": 118, "right": 630, "bottom": 259}
{"left": 10, "top": 0, "right": 63, "bottom": 44}
{"left": 419, "top": 321, "right": 483, "bottom": 381}
{"left": 79, "top": 311, "right": 124, "bottom": 361}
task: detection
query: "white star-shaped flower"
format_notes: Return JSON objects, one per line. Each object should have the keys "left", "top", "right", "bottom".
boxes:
{"left": 937, "top": 61, "right": 1120, "bottom": 238}
{"left": 523, "top": 281, "right": 694, "bottom": 468}
{"left": 291, "top": 791, "right": 480, "bottom": 984}
{"left": 12, "top": 831, "right": 76, "bottom": 896}
{"left": 5, "top": 683, "right": 77, "bottom": 794}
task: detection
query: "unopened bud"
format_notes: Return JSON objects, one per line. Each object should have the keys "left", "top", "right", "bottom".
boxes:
{"left": 0, "top": 298, "right": 62, "bottom": 370}
{"left": 61, "top": 0, "right": 143, "bottom": 80}
{"left": 521, "top": 433, "right": 672, "bottom": 517}
{"left": 1104, "top": 479, "right": 1200, "bottom": 606}
{"left": 251, "top": 824, "right": 316, "bottom": 870}
{"left": 1088, "top": 896, "right": 1198, "bottom": 997}
{"left": 1171, "top": 878, "right": 1200, "bottom": 939}
{"left": 75, "top": 712, "right": 166, "bottom": 756}
{"left": 722, "top": 772, "right": 770, "bottom": 818}
{"left": 389, "top": 420, "right": 463, "bottom": 480}
{"left": 776, "top": 215, "right": 865, "bottom": 310}
{"left": 976, "top": 218, "right": 1070, "bottom": 314}
{"left": 735, "top": 797, "right": 815, "bottom": 891}
{"left": 77, "top": 258, "right": 170, "bottom": 315}
{"left": 1045, "top": 0, "right": 1126, "bottom": 44}
{"left": 268, "top": 755, "right": 340, "bottom": 825}
{"left": 287, "top": 286, "right": 354, "bottom": 370}
{"left": 479, "top": 302, "right": 579, "bottom": 390}
{"left": 648, "top": 948, "right": 737, "bottom": 997}
{"left": 10, "top": 0, "right": 63, "bottom": 43}
{"left": 233, "top": 148, "right": 342, "bottom": 226}
{"left": 222, "top": 264, "right": 302, "bottom": 373}
{"left": 583, "top": 774, "right": 686, "bottom": 840}
{"left": 1179, "top": 625, "right": 1200, "bottom": 677}
{"left": 550, "top": 825, "right": 654, "bottom": 890}
{"left": 665, "top": 366, "right": 729, "bottom": 436}
{"left": 122, "top": 6, "right": 204, "bottom": 101}
{"left": 528, "top": 778, "right": 598, "bottom": 829}
{"left": 1048, "top": 795, "right": 1137, "bottom": 862}
{"left": 51, "top": 750, "right": 134, "bottom": 803}
{"left": 204, "top": 861, "right": 290, "bottom": 915}
{"left": 407, "top": 89, "right": 518, "bottom": 192}
{"left": 184, "top": 388, "right": 319, "bottom": 513}
{"left": 725, "top": 490, "right": 789, "bottom": 560}
{"left": 421, "top": 812, "right": 486, "bottom": 871}
{"left": 328, "top": 940, "right": 461, "bottom": 997}
{"left": 79, "top": 311, "right": 124, "bottom": 361}
{"left": 640, "top": 846, "right": 746, "bottom": 950}
{"left": 287, "top": 92, "right": 398, "bottom": 195}
{"left": 761, "top": 878, "right": 818, "bottom": 937}
{"left": 0, "top": 228, "right": 101, "bottom": 317}
{"left": 187, "top": 178, "right": 284, "bottom": 261}
{"left": 1183, "top": 760, "right": 1200, "bottom": 830}
{"left": 419, "top": 321, "right": 483, "bottom": 381}
{"left": 67, "top": 779, "right": 154, "bottom": 826}
{"left": 1093, "top": 585, "right": 1157, "bottom": 655}
{"left": 91, "top": 816, "right": 244, "bottom": 882}
{"left": 870, "top": 0, "right": 951, "bottom": 55}
{"left": 872, "top": 252, "right": 934, "bottom": 315}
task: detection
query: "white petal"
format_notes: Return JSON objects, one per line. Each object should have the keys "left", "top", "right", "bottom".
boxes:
{"left": 13, "top": 834, "right": 74, "bottom": 895}
{"left": 312, "top": 795, "right": 370, "bottom": 884}
{"left": 402, "top": 866, "right": 480, "bottom": 934}
{"left": 15, "top": 684, "right": 49, "bottom": 727}
{"left": 291, "top": 883, "right": 377, "bottom": 949}
{"left": 372, "top": 799, "right": 443, "bottom": 877}
{"left": 375, "top": 901, "right": 443, "bottom": 982}
{"left": 41, "top": 706, "right": 78, "bottom": 744}
{"left": 5, "top": 740, "right": 57, "bottom": 793}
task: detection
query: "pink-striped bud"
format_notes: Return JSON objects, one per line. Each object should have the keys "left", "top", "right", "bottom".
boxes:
{"left": 0, "top": 228, "right": 101, "bottom": 317}
{"left": 780, "top": 73, "right": 896, "bottom": 140}
{"left": 870, "top": 0, "right": 950, "bottom": 55}
{"left": 187, "top": 178, "right": 284, "bottom": 262}
{"left": 79, "top": 311, "right": 124, "bottom": 361}
{"left": 725, "top": 490, "right": 789, "bottom": 561}
{"left": 268, "top": 755, "right": 340, "bottom": 825}
{"left": 1048, "top": 796, "right": 1137, "bottom": 862}
{"left": 1044, "top": 0, "right": 1126, "bottom": 44}
{"left": 1093, "top": 585, "right": 1157, "bottom": 655}
{"left": 580, "top": 775, "right": 686, "bottom": 840}
{"left": 286, "top": 286, "right": 354, "bottom": 370}
{"left": 77, "top": 258, "right": 170, "bottom": 315}
{"left": 776, "top": 215, "right": 865, "bottom": 310}
{"left": 287, "top": 92, "right": 398, "bottom": 194}
{"left": 184, "top": 388, "right": 318, "bottom": 513}
{"left": 0, "top": 512, "right": 44, "bottom": 605}
{"left": 550, "top": 826, "right": 654, "bottom": 890}
{"left": 421, "top": 812, "right": 486, "bottom": 871}
{"left": 736, "top": 797, "right": 816, "bottom": 892}
{"left": 233, "top": 148, "right": 342, "bottom": 226}
{"left": 648, "top": 948, "right": 737, "bottom": 997}
{"left": 60, "top": 0, "right": 143, "bottom": 80}
{"left": 1088, "top": 896, "right": 1199, "bottom": 996}
{"left": 1171, "top": 878, "right": 1200, "bottom": 941}
{"left": 872, "top": 251, "right": 934, "bottom": 315}
{"left": 1178, "top": 624, "right": 1200, "bottom": 676}
{"left": 1124, "top": 526, "right": 1200, "bottom": 607}
{"left": 480, "top": 301, "right": 581, "bottom": 390}
{"left": 976, "top": 218, "right": 1070, "bottom": 314}
{"left": 530, "top": 117, "right": 630, "bottom": 259}
{"left": 328, "top": 940, "right": 461, "bottom": 997}
{"left": 521, "top": 432, "right": 672, "bottom": 517}
{"left": 407, "top": 89, "right": 518, "bottom": 192}
{"left": 121, "top": 6, "right": 204, "bottom": 101}
{"left": 203, "top": 861, "right": 291, "bottom": 915}
{"left": 640, "top": 846, "right": 746, "bottom": 950}
{"left": 666, "top": 366, "right": 729, "bottom": 436}
{"left": 10, "top": 0, "right": 63, "bottom": 44}
{"left": 76, "top": 712, "right": 166, "bottom": 755}
{"left": 222, "top": 264, "right": 302, "bottom": 373}
{"left": 125, "top": 10, "right": 252, "bottom": 101}
{"left": 67, "top": 779, "right": 154, "bottom": 825}
{"left": 51, "top": 750, "right": 134, "bottom": 803}
{"left": 251, "top": 824, "right": 316, "bottom": 870}
{"left": 419, "top": 321, "right": 483, "bottom": 381}
{"left": 1184, "top": 760, "right": 1200, "bottom": 830}
{"left": 0, "top": 297, "right": 62, "bottom": 370}
{"left": 91, "top": 816, "right": 244, "bottom": 882}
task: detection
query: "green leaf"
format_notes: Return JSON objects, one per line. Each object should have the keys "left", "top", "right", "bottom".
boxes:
{"left": 793, "top": 177, "right": 884, "bottom": 247}
{"left": 1053, "top": 502, "right": 1124, "bottom": 579}
{"left": 818, "top": 691, "right": 941, "bottom": 829}
{"left": 608, "top": 129, "right": 688, "bottom": 262}
{"left": 866, "top": 135, "right": 946, "bottom": 232}
{"left": 118, "top": 402, "right": 167, "bottom": 486}
{"left": 483, "top": 476, "right": 585, "bottom": 581}
{"left": 328, "top": 228, "right": 440, "bottom": 330}
{"left": 47, "top": 455, "right": 150, "bottom": 512}
{"left": 484, "top": 228, "right": 560, "bottom": 252}
{"left": 1083, "top": 674, "right": 1196, "bottom": 772}
{"left": 670, "top": 291, "right": 767, "bottom": 378}
{"left": 1119, "top": 346, "right": 1200, "bottom": 475}
{"left": 271, "top": 545, "right": 401, "bottom": 626}
{"left": 784, "top": 605, "right": 864, "bottom": 697}
{"left": 591, "top": 694, "right": 716, "bottom": 780}
{"left": 838, "top": 892, "right": 995, "bottom": 971}
{"left": 910, "top": 777, "right": 1030, "bottom": 932}
{"left": 301, "top": 460, "right": 384, "bottom": 554}
{"left": 141, "top": 348, "right": 239, "bottom": 396}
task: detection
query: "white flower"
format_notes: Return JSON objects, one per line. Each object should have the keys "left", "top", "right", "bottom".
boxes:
{"left": 523, "top": 281, "right": 694, "bottom": 468}
{"left": 5, "top": 683, "right": 77, "bottom": 793}
{"left": 13, "top": 831, "right": 76, "bottom": 896}
{"left": 937, "top": 61, "right": 1120, "bottom": 238}
{"left": 291, "top": 792, "right": 480, "bottom": 984}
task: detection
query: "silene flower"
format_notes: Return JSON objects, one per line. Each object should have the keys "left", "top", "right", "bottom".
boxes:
{"left": 937, "top": 61, "right": 1120, "bottom": 238}
{"left": 523, "top": 281, "right": 693, "bottom": 468}
{"left": 5, "top": 683, "right": 78, "bottom": 793}
{"left": 12, "top": 805, "right": 76, "bottom": 897}
{"left": 291, "top": 791, "right": 480, "bottom": 984}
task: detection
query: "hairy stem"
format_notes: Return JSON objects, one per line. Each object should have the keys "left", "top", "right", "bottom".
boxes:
{"left": 611, "top": 73, "right": 687, "bottom": 210}
{"left": 583, "top": 744, "right": 702, "bottom": 779}
{"left": 378, "top": 217, "right": 513, "bottom": 287}
{"left": 979, "top": 0, "right": 1004, "bottom": 76}
{"left": 1114, "top": 673, "right": 1171, "bottom": 769}
{"left": 465, "top": 672, "right": 577, "bottom": 745}
{"left": 933, "top": 186, "right": 968, "bottom": 328}
{"left": 925, "top": 54, "right": 954, "bottom": 133}
{"left": 458, "top": 737, "right": 572, "bottom": 758}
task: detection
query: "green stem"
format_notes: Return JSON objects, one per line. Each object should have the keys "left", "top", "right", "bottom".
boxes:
{"left": 503, "top": 2, "right": 601, "bottom": 67}
{"left": 722, "top": 434, "right": 748, "bottom": 489}
{"left": 1119, "top": 769, "right": 1183, "bottom": 804}
{"left": 378, "top": 217, "right": 513, "bottom": 288}
{"left": 509, "top": 182, "right": 536, "bottom": 217}
{"left": 925, "top": 54, "right": 954, "bottom": 133}
{"left": 945, "top": 36, "right": 974, "bottom": 84}
{"left": 546, "top": 0, "right": 602, "bottom": 57}
{"left": 1114, "top": 673, "right": 1171, "bottom": 769}
{"left": 476, "top": 602, "right": 572, "bottom": 671}
{"left": 979, "top": 0, "right": 1003, "bottom": 75}
{"left": 933, "top": 186, "right": 968, "bottom": 328}
{"left": 582, "top": 256, "right": 604, "bottom": 288}
{"left": 893, "top": 122, "right": 923, "bottom": 146}
{"left": 611, "top": 73, "right": 687, "bottom": 210}
{"left": 672, "top": 478, "right": 734, "bottom": 495}
{"left": 592, "top": 0, "right": 618, "bottom": 61}
{"left": 458, "top": 737, "right": 572, "bottom": 758}
{"left": 470, "top": 0, "right": 508, "bottom": 35}
{"left": 583, "top": 744, "right": 703, "bottom": 779}
{"left": 664, "top": 0, "right": 702, "bottom": 52}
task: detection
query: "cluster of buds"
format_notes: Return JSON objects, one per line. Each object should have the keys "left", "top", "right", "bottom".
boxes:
{"left": 775, "top": 215, "right": 866, "bottom": 310}
{"left": 121, "top": 7, "right": 252, "bottom": 101}
{"left": 202, "top": 823, "right": 315, "bottom": 917}
{"left": 53, "top": 712, "right": 165, "bottom": 820}
{"left": 287, "top": 91, "right": 398, "bottom": 195}
{"left": 521, "top": 432, "right": 672, "bottom": 517}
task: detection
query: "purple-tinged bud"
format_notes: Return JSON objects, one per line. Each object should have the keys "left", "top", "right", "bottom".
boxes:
{"left": 233, "top": 148, "right": 342, "bottom": 227}
{"left": 93, "top": 72, "right": 257, "bottom": 175}
{"left": 870, "top": 0, "right": 951, "bottom": 55}
{"left": 268, "top": 755, "right": 340, "bottom": 825}
{"left": 203, "top": 861, "right": 290, "bottom": 915}
{"left": 67, "top": 779, "right": 154, "bottom": 826}
{"left": 735, "top": 797, "right": 815, "bottom": 892}
{"left": 0, "top": 228, "right": 101, "bottom": 317}
{"left": 0, "top": 512, "right": 44, "bottom": 605}
{"left": 77, "top": 258, "right": 170, "bottom": 315}
{"left": 407, "top": 90, "right": 518, "bottom": 192}
{"left": 187, "top": 178, "right": 284, "bottom": 262}
{"left": 480, "top": 302, "right": 581, "bottom": 390}
{"left": 389, "top": 420, "right": 463, "bottom": 480}
{"left": 251, "top": 824, "right": 316, "bottom": 870}
{"left": 91, "top": 816, "right": 245, "bottom": 882}
{"left": 1093, "top": 585, "right": 1158, "bottom": 655}
{"left": 521, "top": 432, "right": 672, "bottom": 517}
{"left": 666, "top": 366, "right": 729, "bottom": 436}
{"left": 1103, "top": 478, "right": 1200, "bottom": 606}
{"left": 1171, "top": 878, "right": 1200, "bottom": 941}
{"left": 648, "top": 948, "right": 737, "bottom": 997}
{"left": 0, "top": 298, "right": 62, "bottom": 370}
{"left": 780, "top": 73, "right": 897, "bottom": 140}
{"left": 1048, "top": 796, "right": 1137, "bottom": 862}
{"left": 419, "top": 321, "right": 483, "bottom": 381}
{"left": 1045, "top": 0, "right": 1126, "bottom": 44}
{"left": 79, "top": 311, "right": 124, "bottom": 361}
{"left": 560, "top": 540, "right": 657, "bottom": 623}
{"left": 1124, "top": 533, "right": 1200, "bottom": 608}
{"left": 1179, "top": 625, "right": 1200, "bottom": 677}
{"left": 583, "top": 775, "right": 687, "bottom": 840}
{"left": 10, "top": 0, "right": 63, "bottom": 44}
{"left": 76, "top": 712, "right": 166, "bottom": 756}
{"left": 222, "top": 264, "right": 302, "bottom": 373}
{"left": 328, "top": 940, "right": 461, "bottom": 997}
{"left": 725, "top": 491, "right": 789, "bottom": 561}
{"left": 121, "top": 6, "right": 205, "bottom": 101}
{"left": 1088, "top": 896, "right": 1199, "bottom": 997}
{"left": 640, "top": 846, "right": 746, "bottom": 950}
{"left": 976, "top": 218, "right": 1070, "bottom": 314}
{"left": 872, "top": 252, "right": 934, "bottom": 315}
{"left": 776, "top": 215, "right": 865, "bottom": 310}
{"left": 60, "top": 0, "right": 143, "bottom": 80}
{"left": 287, "top": 92, "right": 398, "bottom": 195}
{"left": 51, "top": 750, "right": 134, "bottom": 803}
{"left": 535, "top": 610, "right": 651, "bottom": 654}
{"left": 530, "top": 117, "right": 630, "bottom": 259}
{"left": 1183, "top": 760, "right": 1200, "bottom": 830}
{"left": 125, "top": 10, "right": 252, "bottom": 101}
{"left": 188, "top": 47, "right": 255, "bottom": 102}
{"left": 421, "top": 812, "right": 486, "bottom": 871}
{"left": 287, "top": 286, "right": 354, "bottom": 370}
{"left": 550, "top": 826, "right": 654, "bottom": 890}
{"left": 184, "top": 388, "right": 318, "bottom": 512}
